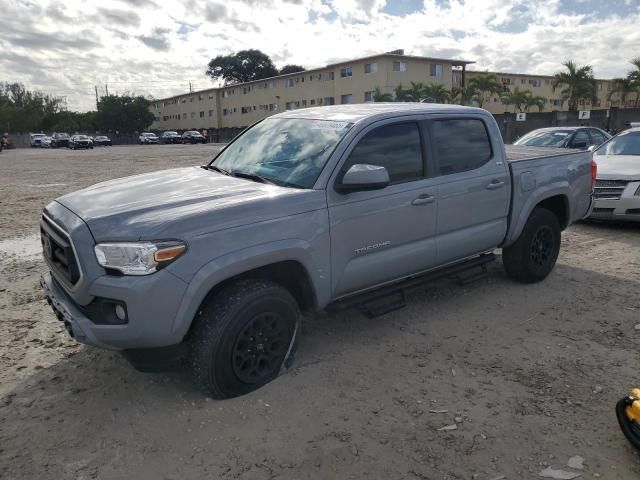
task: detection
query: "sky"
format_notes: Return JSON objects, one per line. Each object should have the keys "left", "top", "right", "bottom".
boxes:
{"left": 1, "top": 0, "right": 639, "bottom": 111}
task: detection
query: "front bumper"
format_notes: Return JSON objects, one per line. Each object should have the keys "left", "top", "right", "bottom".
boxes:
{"left": 590, "top": 181, "right": 640, "bottom": 222}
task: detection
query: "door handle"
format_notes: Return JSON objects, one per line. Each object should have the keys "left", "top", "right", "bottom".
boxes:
{"left": 411, "top": 194, "right": 435, "bottom": 205}
{"left": 486, "top": 180, "right": 505, "bottom": 190}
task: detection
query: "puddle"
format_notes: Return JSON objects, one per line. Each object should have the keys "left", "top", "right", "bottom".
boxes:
{"left": 0, "top": 234, "right": 42, "bottom": 260}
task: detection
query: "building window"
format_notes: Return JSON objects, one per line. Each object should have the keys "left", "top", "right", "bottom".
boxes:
{"left": 199, "top": 111, "right": 205, "bottom": 117}
{"left": 190, "top": 112, "right": 195, "bottom": 118}
{"left": 392, "top": 61, "right": 406, "bottom": 72}
{"left": 208, "top": 109, "right": 214, "bottom": 117}
{"left": 545, "top": 79, "right": 550, "bottom": 85}
{"left": 198, "top": 94, "right": 203, "bottom": 100}
{"left": 208, "top": 93, "right": 215, "bottom": 99}
{"left": 285, "top": 101, "right": 296, "bottom": 110}
{"left": 269, "top": 103, "right": 277, "bottom": 111}
{"left": 182, "top": 113, "right": 187, "bottom": 119}
{"left": 340, "top": 94, "right": 353, "bottom": 104}
{"left": 322, "top": 71, "right": 335, "bottom": 81}
{"left": 340, "top": 66, "right": 353, "bottom": 78}
{"left": 364, "top": 63, "right": 377, "bottom": 74}
{"left": 310, "top": 99, "right": 316, "bottom": 105}
{"left": 430, "top": 63, "right": 443, "bottom": 78}
{"left": 243, "top": 86, "right": 251, "bottom": 94}
{"left": 323, "top": 96, "right": 335, "bottom": 105}
{"left": 529, "top": 79, "right": 541, "bottom": 87}
{"left": 364, "top": 91, "right": 375, "bottom": 102}
{"left": 521, "top": 79, "right": 526, "bottom": 84}
{"left": 302, "top": 99, "right": 307, "bottom": 106}
{"left": 285, "top": 78, "right": 294, "bottom": 87}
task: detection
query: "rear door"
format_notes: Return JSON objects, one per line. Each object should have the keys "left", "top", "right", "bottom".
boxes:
{"left": 327, "top": 119, "right": 440, "bottom": 297}
{"left": 426, "top": 116, "right": 510, "bottom": 265}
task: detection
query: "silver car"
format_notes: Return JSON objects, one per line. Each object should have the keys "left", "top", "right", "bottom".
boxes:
{"left": 590, "top": 127, "right": 640, "bottom": 222}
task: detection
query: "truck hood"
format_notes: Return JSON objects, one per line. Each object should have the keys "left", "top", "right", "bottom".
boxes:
{"left": 56, "top": 166, "right": 326, "bottom": 241}
{"left": 594, "top": 154, "right": 640, "bottom": 181}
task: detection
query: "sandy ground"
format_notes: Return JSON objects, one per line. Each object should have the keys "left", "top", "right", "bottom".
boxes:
{"left": 0, "top": 145, "right": 639, "bottom": 479}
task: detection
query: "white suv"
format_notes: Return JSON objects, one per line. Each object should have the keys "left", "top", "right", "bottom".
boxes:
{"left": 139, "top": 133, "right": 159, "bottom": 144}
{"left": 30, "top": 133, "right": 46, "bottom": 147}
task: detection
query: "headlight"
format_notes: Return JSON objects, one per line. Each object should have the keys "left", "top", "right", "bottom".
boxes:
{"left": 94, "top": 241, "right": 186, "bottom": 275}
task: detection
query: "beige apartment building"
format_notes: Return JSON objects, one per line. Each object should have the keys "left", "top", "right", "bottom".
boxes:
{"left": 149, "top": 51, "right": 617, "bottom": 133}
{"left": 149, "top": 51, "right": 472, "bottom": 131}
{"left": 466, "top": 70, "right": 614, "bottom": 114}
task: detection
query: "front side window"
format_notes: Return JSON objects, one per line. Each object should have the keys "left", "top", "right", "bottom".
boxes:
{"left": 341, "top": 123, "right": 423, "bottom": 184}
{"left": 211, "top": 118, "right": 352, "bottom": 189}
{"left": 430, "top": 119, "right": 492, "bottom": 175}
{"left": 589, "top": 129, "right": 606, "bottom": 145}
{"left": 595, "top": 132, "right": 640, "bottom": 156}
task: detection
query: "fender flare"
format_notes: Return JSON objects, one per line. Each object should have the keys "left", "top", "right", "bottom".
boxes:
{"left": 503, "top": 183, "right": 569, "bottom": 247}
{"left": 170, "top": 239, "right": 326, "bottom": 340}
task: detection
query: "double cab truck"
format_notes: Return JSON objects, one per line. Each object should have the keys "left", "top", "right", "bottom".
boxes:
{"left": 40, "top": 104, "right": 595, "bottom": 398}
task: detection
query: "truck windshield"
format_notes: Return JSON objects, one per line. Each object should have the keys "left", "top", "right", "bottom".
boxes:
{"left": 594, "top": 132, "right": 640, "bottom": 156}
{"left": 514, "top": 130, "right": 572, "bottom": 147}
{"left": 209, "top": 118, "right": 352, "bottom": 188}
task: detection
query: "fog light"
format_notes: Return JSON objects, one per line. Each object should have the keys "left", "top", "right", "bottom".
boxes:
{"left": 115, "top": 304, "right": 127, "bottom": 321}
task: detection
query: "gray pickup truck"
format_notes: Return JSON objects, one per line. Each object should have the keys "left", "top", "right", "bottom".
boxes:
{"left": 40, "top": 104, "right": 595, "bottom": 398}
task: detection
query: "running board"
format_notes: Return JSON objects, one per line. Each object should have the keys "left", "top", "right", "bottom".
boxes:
{"left": 328, "top": 253, "right": 495, "bottom": 318}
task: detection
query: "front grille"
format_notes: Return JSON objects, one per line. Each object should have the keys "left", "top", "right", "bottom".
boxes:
{"left": 40, "top": 215, "right": 80, "bottom": 286}
{"left": 594, "top": 180, "right": 628, "bottom": 200}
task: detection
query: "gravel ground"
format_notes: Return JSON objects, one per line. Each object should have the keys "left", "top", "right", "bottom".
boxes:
{"left": 0, "top": 145, "right": 639, "bottom": 479}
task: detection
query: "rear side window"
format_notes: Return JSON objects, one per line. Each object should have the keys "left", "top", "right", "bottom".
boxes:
{"left": 343, "top": 123, "right": 423, "bottom": 183}
{"left": 431, "top": 119, "right": 492, "bottom": 175}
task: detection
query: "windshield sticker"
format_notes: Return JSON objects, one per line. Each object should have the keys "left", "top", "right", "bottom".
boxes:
{"left": 553, "top": 133, "right": 569, "bottom": 136}
{"left": 311, "top": 121, "right": 350, "bottom": 131}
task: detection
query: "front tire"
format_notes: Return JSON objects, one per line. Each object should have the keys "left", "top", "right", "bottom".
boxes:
{"left": 190, "top": 279, "right": 299, "bottom": 399}
{"left": 502, "top": 207, "right": 561, "bottom": 283}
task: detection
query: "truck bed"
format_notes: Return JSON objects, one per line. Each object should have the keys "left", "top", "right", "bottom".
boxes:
{"left": 505, "top": 145, "right": 580, "bottom": 162}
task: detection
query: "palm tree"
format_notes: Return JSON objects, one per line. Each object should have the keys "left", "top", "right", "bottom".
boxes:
{"left": 522, "top": 91, "right": 546, "bottom": 112}
{"left": 404, "top": 82, "right": 426, "bottom": 102}
{"left": 372, "top": 87, "right": 393, "bottom": 102}
{"left": 625, "top": 58, "right": 640, "bottom": 107}
{"left": 422, "top": 83, "right": 451, "bottom": 103}
{"left": 451, "top": 85, "right": 477, "bottom": 106}
{"left": 552, "top": 61, "right": 597, "bottom": 111}
{"left": 394, "top": 84, "right": 409, "bottom": 102}
{"left": 501, "top": 87, "right": 529, "bottom": 112}
{"left": 467, "top": 72, "right": 502, "bottom": 108}
{"left": 607, "top": 78, "right": 637, "bottom": 107}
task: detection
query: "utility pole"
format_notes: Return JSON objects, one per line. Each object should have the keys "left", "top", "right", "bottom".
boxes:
{"left": 95, "top": 85, "right": 99, "bottom": 109}
{"left": 105, "top": 84, "right": 109, "bottom": 96}
{"left": 189, "top": 81, "right": 193, "bottom": 93}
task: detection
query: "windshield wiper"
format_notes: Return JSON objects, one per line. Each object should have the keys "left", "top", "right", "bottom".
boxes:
{"left": 205, "top": 164, "right": 230, "bottom": 175}
{"left": 230, "top": 171, "right": 299, "bottom": 188}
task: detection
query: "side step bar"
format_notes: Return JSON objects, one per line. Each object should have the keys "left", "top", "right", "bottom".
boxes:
{"left": 328, "top": 253, "right": 495, "bottom": 318}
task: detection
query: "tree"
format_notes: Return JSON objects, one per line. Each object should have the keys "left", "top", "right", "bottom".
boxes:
{"left": 607, "top": 77, "right": 637, "bottom": 107}
{"left": 403, "top": 82, "right": 426, "bottom": 102}
{"left": 279, "top": 64, "right": 305, "bottom": 75}
{"left": 522, "top": 91, "right": 546, "bottom": 112}
{"left": 552, "top": 61, "right": 597, "bottom": 111}
{"left": 394, "top": 84, "right": 409, "bottom": 102}
{"left": 501, "top": 87, "right": 530, "bottom": 112}
{"left": 95, "top": 94, "right": 154, "bottom": 133}
{"left": 421, "top": 83, "right": 451, "bottom": 103}
{"left": 451, "top": 84, "right": 477, "bottom": 106}
{"left": 206, "top": 49, "right": 279, "bottom": 84}
{"left": 467, "top": 72, "right": 502, "bottom": 108}
{"left": 372, "top": 87, "right": 393, "bottom": 102}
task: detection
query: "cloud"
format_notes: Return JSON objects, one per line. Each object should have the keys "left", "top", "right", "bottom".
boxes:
{"left": 1, "top": 0, "right": 639, "bottom": 112}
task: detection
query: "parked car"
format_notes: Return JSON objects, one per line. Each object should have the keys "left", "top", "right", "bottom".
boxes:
{"left": 514, "top": 126, "right": 611, "bottom": 150}
{"left": 30, "top": 133, "right": 47, "bottom": 147}
{"left": 139, "top": 132, "right": 159, "bottom": 144}
{"left": 160, "top": 131, "right": 181, "bottom": 144}
{"left": 68, "top": 135, "right": 93, "bottom": 150}
{"left": 181, "top": 130, "right": 206, "bottom": 144}
{"left": 50, "top": 133, "right": 70, "bottom": 148}
{"left": 41, "top": 136, "right": 53, "bottom": 148}
{"left": 94, "top": 135, "right": 112, "bottom": 146}
{"left": 590, "top": 126, "right": 640, "bottom": 222}
{"left": 39, "top": 104, "right": 594, "bottom": 398}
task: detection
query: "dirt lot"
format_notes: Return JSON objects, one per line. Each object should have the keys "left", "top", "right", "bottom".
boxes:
{"left": 0, "top": 145, "right": 639, "bottom": 479}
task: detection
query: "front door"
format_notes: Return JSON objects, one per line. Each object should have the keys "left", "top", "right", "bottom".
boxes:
{"left": 327, "top": 120, "right": 439, "bottom": 297}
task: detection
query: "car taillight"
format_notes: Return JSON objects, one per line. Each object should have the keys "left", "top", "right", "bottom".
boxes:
{"left": 591, "top": 159, "right": 597, "bottom": 190}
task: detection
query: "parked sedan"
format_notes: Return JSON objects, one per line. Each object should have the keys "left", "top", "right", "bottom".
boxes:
{"left": 68, "top": 135, "right": 94, "bottom": 150}
{"left": 181, "top": 130, "right": 206, "bottom": 144}
{"left": 30, "top": 133, "right": 46, "bottom": 147}
{"left": 94, "top": 135, "right": 112, "bottom": 146}
{"left": 50, "top": 133, "right": 70, "bottom": 148}
{"left": 41, "top": 136, "right": 53, "bottom": 148}
{"left": 139, "top": 132, "right": 159, "bottom": 144}
{"left": 590, "top": 127, "right": 640, "bottom": 222}
{"left": 160, "top": 131, "right": 181, "bottom": 144}
{"left": 514, "top": 127, "right": 610, "bottom": 150}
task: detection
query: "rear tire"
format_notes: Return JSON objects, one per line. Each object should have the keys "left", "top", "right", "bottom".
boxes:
{"left": 502, "top": 207, "right": 561, "bottom": 283}
{"left": 190, "top": 279, "right": 299, "bottom": 399}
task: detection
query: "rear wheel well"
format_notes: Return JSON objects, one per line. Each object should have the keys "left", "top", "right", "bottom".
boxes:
{"left": 536, "top": 195, "right": 569, "bottom": 230}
